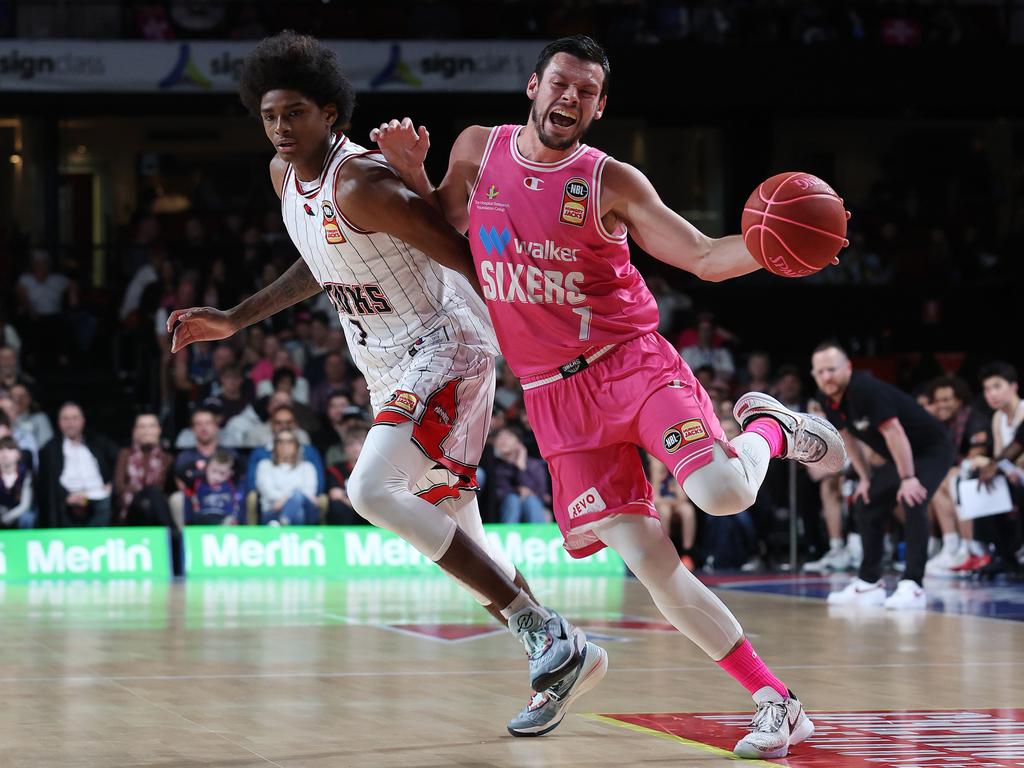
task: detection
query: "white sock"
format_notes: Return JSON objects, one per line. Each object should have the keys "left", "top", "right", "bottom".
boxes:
{"left": 942, "top": 532, "right": 960, "bottom": 553}
{"left": 500, "top": 589, "right": 548, "bottom": 621}
{"left": 829, "top": 538, "right": 844, "bottom": 552}
{"left": 968, "top": 539, "right": 986, "bottom": 557}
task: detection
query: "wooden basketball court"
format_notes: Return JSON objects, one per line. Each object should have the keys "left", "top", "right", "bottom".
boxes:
{"left": 2, "top": 573, "right": 1022, "bottom": 767}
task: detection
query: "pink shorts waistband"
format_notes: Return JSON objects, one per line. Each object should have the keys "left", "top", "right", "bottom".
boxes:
{"left": 520, "top": 344, "right": 617, "bottom": 391}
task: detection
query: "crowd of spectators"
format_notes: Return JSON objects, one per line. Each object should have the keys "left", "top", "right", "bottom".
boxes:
{"left": 4, "top": 0, "right": 1023, "bottom": 47}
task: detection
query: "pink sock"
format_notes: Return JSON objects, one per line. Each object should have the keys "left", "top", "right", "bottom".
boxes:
{"left": 717, "top": 638, "right": 788, "bottom": 699}
{"left": 744, "top": 417, "right": 786, "bottom": 458}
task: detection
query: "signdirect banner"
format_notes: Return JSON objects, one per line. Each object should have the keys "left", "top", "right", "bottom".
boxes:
{"left": 0, "top": 40, "right": 544, "bottom": 93}
{"left": 185, "top": 524, "right": 625, "bottom": 577}
{"left": 0, "top": 527, "right": 171, "bottom": 580}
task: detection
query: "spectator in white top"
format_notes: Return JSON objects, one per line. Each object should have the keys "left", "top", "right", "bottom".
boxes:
{"left": 16, "top": 249, "right": 69, "bottom": 318}
{"left": 36, "top": 402, "right": 118, "bottom": 527}
{"left": 255, "top": 429, "right": 319, "bottom": 525}
{"left": 119, "top": 247, "right": 164, "bottom": 322}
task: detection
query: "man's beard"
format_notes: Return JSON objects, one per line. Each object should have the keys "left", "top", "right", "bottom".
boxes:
{"left": 530, "top": 103, "right": 587, "bottom": 151}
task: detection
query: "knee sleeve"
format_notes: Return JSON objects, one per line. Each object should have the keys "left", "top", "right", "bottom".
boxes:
{"left": 595, "top": 514, "right": 742, "bottom": 659}
{"left": 682, "top": 437, "right": 766, "bottom": 517}
{"left": 347, "top": 424, "right": 457, "bottom": 561}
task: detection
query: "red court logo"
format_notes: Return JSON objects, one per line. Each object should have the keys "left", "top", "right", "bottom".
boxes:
{"left": 594, "top": 709, "right": 1024, "bottom": 767}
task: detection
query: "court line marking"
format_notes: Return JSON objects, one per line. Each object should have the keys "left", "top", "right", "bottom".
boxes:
{"left": 26, "top": 636, "right": 288, "bottom": 768}
{"left": 1, "top": 659, "right": 1021, "bottom": 684}
{"left": 584, "top": 713, "right": 785, "bottom": 767}
{"left": 108, "top": 678, "right": 288, "bottom": 768}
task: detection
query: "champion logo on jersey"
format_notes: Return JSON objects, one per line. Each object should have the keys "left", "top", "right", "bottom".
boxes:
{"left": 321, "top": 201, "right": 346, "bottom": 244}
{"left": 303, "top": 203, "right": 315, "bottom": 216}
{"left": 560, "top": 177, "right": 590, "bottom": 227}
{"left": 523, "top": 176, "right": 544, "bottom": 191}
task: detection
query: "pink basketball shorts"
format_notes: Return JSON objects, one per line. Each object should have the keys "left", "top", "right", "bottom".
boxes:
{"left": 522, "top": 332, "right": 724, "bottom": 558}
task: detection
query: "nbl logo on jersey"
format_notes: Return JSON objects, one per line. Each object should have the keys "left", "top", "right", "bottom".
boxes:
{"left": 663, "top": 419, "right": 709, "bottom": 453}
{"left": 560, "top": 177, "right": 589, "bottom": 227}
{"left": 321, "top": 201, "right": 346, "bottom": 245}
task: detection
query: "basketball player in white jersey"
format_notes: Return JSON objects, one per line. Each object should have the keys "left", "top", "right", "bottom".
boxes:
{"left": 167, "top": 31, "right": 607, "bottom": 728}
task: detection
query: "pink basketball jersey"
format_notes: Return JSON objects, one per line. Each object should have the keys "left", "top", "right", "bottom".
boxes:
{"left": 468, "top": 125, "right": 659, "bottom": 377}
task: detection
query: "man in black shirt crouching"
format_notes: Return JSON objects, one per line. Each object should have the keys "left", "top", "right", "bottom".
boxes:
{"left": 811, "top": 342, "right": 953, "bottom": 610}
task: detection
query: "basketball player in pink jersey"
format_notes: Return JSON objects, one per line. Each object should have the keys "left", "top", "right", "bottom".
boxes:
{"left": 167, "top": 32, "right": 607, "bottom": 724}
{"left": 373, "top": 35, "right": 847, "bottom": 758}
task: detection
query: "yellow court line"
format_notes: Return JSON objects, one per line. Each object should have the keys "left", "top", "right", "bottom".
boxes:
{"left": 583, "top": 713, "right": 787, "bottom": 767}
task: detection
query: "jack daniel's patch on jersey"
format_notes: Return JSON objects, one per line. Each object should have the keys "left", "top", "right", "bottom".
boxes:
{"left": 322, "top": 201, "right": 346, "bottom": 244}
{"left": 560, "top": 177, "right": 589, "bottom": 227}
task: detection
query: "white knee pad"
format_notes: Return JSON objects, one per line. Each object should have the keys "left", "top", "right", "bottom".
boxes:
{"left": 594, "top": 514, "right": 742, "bottom": 659}
{"left": 347, "top": 424, "right": 457, "bottom": 561}
{"left": 682, "top": 437, "right": 767, "bottom": 517}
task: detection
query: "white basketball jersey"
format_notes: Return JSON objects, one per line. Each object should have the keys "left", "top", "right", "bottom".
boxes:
{"left": 280, "top": 134, "right": 497, "bottom": 395}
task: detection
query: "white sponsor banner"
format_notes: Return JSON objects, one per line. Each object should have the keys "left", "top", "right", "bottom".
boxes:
{"left": 0, "top": 40, "right": 544, "bottom": 93}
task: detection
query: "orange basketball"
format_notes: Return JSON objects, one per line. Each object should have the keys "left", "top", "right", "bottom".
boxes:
{"left": 741, "top": 172, "right": 849, "bottom": 277}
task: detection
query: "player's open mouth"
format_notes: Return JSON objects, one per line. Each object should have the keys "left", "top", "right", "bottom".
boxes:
{"left": 277, "top": 140, "right": 297, "bottom": 153}
{"left": 549, "top": 109, "right": 578, "bottom": 129}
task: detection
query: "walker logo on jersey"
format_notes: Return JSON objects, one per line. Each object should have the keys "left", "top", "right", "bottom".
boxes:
{"left": 486, "top": 184, "right": 500, "bottom": 200}
{"left": 560, "top": 177, "right": 590, "bottom": 227}
{"left": 568, "top": 487, "right": 607, "bottom": 520}
{"left": 663, "top": 419, "right": 708, "bottom": 453}
{"left": 512, "top": 238, "right": 579, "bottom": 262}
{"left": 524, "top": 176, "right": 544, "bottom": 191}
{"left": 478, "top": 226, "right": 511, "bottom": 256}
{"left": 321, "top": 201, "right": 346, "bottom": 245}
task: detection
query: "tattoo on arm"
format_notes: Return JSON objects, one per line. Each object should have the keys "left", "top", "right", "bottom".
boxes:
{"left": 227, "top": 258, "right": 321, "bottom": 328}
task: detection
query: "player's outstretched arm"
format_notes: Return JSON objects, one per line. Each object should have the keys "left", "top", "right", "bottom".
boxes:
{"left": 602, "top": 159, "right": 761, "bottom": 282}
{"left": 335, "top": 156, "right": 483, "bottom": 297}
{"left": 167, "top": 258, "right": 320, "bottom": 354}
{"left": 371, "top": 121, "right": 488, "bottom": 234}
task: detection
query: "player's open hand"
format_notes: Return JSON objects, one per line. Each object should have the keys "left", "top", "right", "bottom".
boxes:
{"left": 370, "top": 117, "right": 429, "bottom": 174}
{"left": 166, "top": 306, "right": 236, "bottom": 354}
{"left": 896, "top": 476, "right": 927, "bottom": 507}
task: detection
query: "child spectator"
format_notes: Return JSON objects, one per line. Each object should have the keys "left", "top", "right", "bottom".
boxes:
{"left": 188, "top": 450, "right": 241, "bottom": 525}
{"left": 0, "top": 436, "right": 34, "bottom": 528}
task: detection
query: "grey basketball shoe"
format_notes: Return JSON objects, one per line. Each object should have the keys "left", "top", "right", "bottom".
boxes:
{"left": 508, "top": 607, "right": 585, "bottom": 692}
{"left": 733, "top": 392, "right": 846, "bottom": 473}
{"left": 507, "top": 641, "right": 608, "bottom": 737}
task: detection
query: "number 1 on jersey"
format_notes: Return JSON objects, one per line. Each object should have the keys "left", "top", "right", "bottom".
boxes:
{"left": 572, "top": 306, "right": 592, "bottom": 341}
{"left": 351, "top": 319, "right": 368, "bottom": 346}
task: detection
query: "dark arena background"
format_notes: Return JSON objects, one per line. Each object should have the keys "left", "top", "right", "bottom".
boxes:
{"left": 0, "top": 2, "right": 1022, "bottom": 766}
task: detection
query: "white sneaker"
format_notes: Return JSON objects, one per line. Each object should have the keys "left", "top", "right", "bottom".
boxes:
{"left": 826, "top": 577, "right": 885, "bottom": 606}
{"left": 804, "top": 547, "right": 853, "bottom": 573}
{"left": 884, "top": 579, "right": 926, "bottom": 610}
{"left": 733, "top": 687, "right": 815, "bottom": 759}
{"left": 926, "top": 547, "right": 967, "bottom": 576}
{"left": 734, "top": 392, "right": 846, "bottom": 474}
